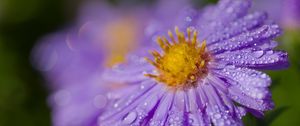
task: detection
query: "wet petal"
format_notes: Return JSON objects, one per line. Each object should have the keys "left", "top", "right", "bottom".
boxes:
{"left": 212, "top": 65, "right": 274, "bottom": 111}
{"left": 198, "top": 0, "right": 251, "bottom": 39}
{"left": 186, "top": 88, "right": 210, "bottom": 126}
{"left": 149, "top": 93, "right": 174, "bottom": 126}
{"left": 99, "top": 83, "right": 164, "bottom": 125}
{"left": 102, "top": 55, "right": 154, "bottom": 83}
{"left": 208, "top": 24, "right": 281, "bottom": 54}
{"left": 213, "top": 65, "right": 271, "bottom": 88}
{"left": 206, "top": 11, "right": 267, "bottom": 44}
{"left": 165, "top": 91, "right": 186, "bottom": 126}
{"left": 215, "top": 49, "right": 289, "bottom": 70}
{"left": 199, "top": 84, "right": 243, "bottom": 126}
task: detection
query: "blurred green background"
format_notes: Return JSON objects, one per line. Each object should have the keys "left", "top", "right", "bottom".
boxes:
{"left": 0, "top": 0, "right": 79, "bottom": 125}
{"left": 0, "top": 0, "right": 299, "bottom": 126}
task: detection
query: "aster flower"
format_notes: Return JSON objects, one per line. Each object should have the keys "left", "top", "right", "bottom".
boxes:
{"left": 32, "top": 4, "right": 147, "bottom": 126}
{"left": 32, "top": 29, "right": 108, "bottom": 126}
{"left": 31, "top": 0, "right": 189, "bottom": 126}
{"left": 99, "top": 0, "right": 289, "bottom": 125}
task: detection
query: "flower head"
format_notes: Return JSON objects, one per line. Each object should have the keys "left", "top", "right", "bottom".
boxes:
{"left": 100, "top": 0, "right": 289, "bottom": 125}
{"left": 32, "top": 1, "right": 154, "bottom": 126}
{"left": 32, "top": 0, "right": 191, "bottom": 125}
{"left": 145, "top": 27, "right": 210, "bottom": 88}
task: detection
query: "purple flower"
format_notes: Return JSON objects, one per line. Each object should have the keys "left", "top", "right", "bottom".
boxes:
{"left": 31, "top": 0, "right": 189, "bottom": 126}
{"left": 32, "top": 4, "right": 144, "bottom": 126}
{"left": 31, "top": 26, "right": 110, "bottom": 126}
{"left": 99, "top": 0, "right": 289, "bottom": 125}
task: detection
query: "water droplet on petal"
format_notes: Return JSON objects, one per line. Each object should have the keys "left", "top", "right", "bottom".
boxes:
{"left": 253, "top": 50, "right": 264, "bottom": 58}
{"left": 188, "top": 118, "right": 194, "bottom": 123}
{"left": 260, "top": 74, "right": 267, "bottom": 78}
{"left": 113, "top": 103, "right": 119, "bottom": 108}
{"left": 123, "top": 111, "right": 137, "bottom": 124}
{"left": 266, "top": 50, "right": 273, "bottom": 54}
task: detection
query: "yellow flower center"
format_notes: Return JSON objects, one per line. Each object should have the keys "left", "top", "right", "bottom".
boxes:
{"left": 145, "top": 27, "right": 210, "bottom": 88}
{"left": 103, "top": 17, "right": 139, "bottom": 67}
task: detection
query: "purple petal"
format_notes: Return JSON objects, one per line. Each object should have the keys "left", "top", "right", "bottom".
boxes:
{"left": 215, "top": 48, "right": 289, "bottom": 70}
{"left": 165, "top": 91, "right": 189, "bottom": 125}
{"left": 257, "top": 40, "right": 278, "bottom": 49}
{"left": 199, "top": 84, "right": 243, "bottom": 126}
{"left": 212, "top": 65, "right": 271, "bottom": 88}
{"left": 211, "top": 65, "right": 274, "bottom": 111}
{"left": 101, "top": 54, "right": 154, "bottom": 83}
{"left": 149, "top": 93, "right": 174, "bottom": 126}
{"left": 197, "top": 0, "right": 251, "bottom": 39}
{"left": 205, "top": 11, "right": 267, "bottom": 44}
{"left": 99, "top": 83, "right": 165, "bottom": 125}
{"left": 207, "top": 24, "right": 281, "bottom": 54}
{"left": 50, "top": 76, "right": 107, "bottom": 126}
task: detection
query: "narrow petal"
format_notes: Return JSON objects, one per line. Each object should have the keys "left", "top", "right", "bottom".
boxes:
{"left": 186, "top": 88, "right": 210, "bottom": 126}
{"left": 208, "top": 24, "right": 281, "bottom": 54}
{"left": 212, "top": 65, "right": 271, "bottom": 89}
{"left": 215, "top": 49, "right": 289, "bottom": 70}
{"left": 149, "top": 93, "right": 175, "bottom": 126}
{"left": 211, "top": 65, "right": 274, "bottom": 111}
{"left": 199, "top": 84, "right": 243, "bottom": 126}
{"left": 198, "top": 0, "right": 251, "bottom": 39}
{"left": 101, "top": 55, "right": 154, "bottom": 83}
{"left": 99, "top": 81, "right": 158, "bottom": 125}
{"left": 165, "top": 91, "right": 186, "bottom": 126}
{"left": 206, "top": 11, "right": 267, "bottom": 44}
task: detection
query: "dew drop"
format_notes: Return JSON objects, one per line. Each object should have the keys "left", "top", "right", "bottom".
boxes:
{"left": 260, "top": 73, "right": 267, "bottom": 78}
{"left": 189, "top": 118, "right": 194, "bottom": 123}
{"left": 266, "top": 50, "right": 273, "bottom": 54}
{"left": 256, "top": 92, "right": 264, "bottom": 99}
{"left": 253, "top": 50, "right": 264, "bottom": 58}
{"left": 123, "top": 111, "right": 137, "bottom": 124}
{"left": 144, "top": 102, "right": 148, "bottom": 106}
{"left": 140, "top": 85, "right": 145, "bottom": 89}
{"left": 113, "top": 103, "right": 119, "bottom": 108}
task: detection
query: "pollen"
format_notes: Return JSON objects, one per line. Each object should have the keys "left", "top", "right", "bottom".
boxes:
{"left": 145, "top": 27, "right": 210, "bottom": 88}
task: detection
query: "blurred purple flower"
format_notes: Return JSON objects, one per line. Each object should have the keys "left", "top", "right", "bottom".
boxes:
{"left": 31, "top": 0, "right": 189, "bottom": 126}
{"left": 32, "top": 28, "right": 108, "bottom": 126}
{"left": 32, "top": 4, "right": 145, "bottom": 126}
{"left": 282, "top": 0, "right": 300, "bottom": 29}
{"left": 99, "top": 0, "right": 289, "bottom": 125}
{"left": 253, "top": 0, "right": 300, "bottom": 29}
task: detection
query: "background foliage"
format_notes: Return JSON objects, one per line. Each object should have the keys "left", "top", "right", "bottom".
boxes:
{"left": 0, "top": 0, "right": 299, "bottom": 125}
